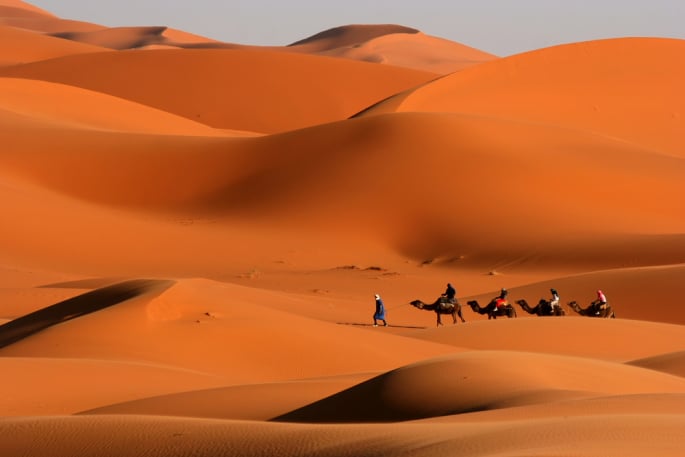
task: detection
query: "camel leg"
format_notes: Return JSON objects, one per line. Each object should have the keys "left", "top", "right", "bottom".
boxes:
{"left": 457, "top": 308, "right": 465, "bottom": 323}
{"left": 436, "top": 312, "right": 442, "bottom": 327}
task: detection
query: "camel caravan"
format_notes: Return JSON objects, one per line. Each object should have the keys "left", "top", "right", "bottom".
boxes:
{"left": 410, "top": 285, "right": 616, "bottom": 326}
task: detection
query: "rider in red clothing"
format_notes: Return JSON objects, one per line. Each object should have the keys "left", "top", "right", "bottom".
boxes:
{"left": 495, "top": 288, "right": 508, "bottom": 309}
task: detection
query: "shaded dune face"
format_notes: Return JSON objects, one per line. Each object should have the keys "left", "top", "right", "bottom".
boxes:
{"left": 288, "top": 24, "right": 422, "bottom": 49}
{"left": 274, "top": 351, "right": 685, "bottom": 423}
{"left": 2, "top": 110, "right": 683, "bottom": 272}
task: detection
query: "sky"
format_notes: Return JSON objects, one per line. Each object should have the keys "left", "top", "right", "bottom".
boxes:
{"left": 29, "top": 0, "right": 685, "bottom": 56}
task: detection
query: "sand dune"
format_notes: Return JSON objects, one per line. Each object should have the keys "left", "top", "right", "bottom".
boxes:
{"left": 411, "top": 318, "right": 685, "bottom": 360}
{"left": 1, "top": 3, "right": 684, "bottom": 457}
{"left": 0, "top": 2, "right": 102, "bottom": 33}
{"left": 47, "top": 25, "right": 222, "bottom": 50}
{"left": 0, "top": 278, "right": 457, "bottom": 383}
{"left": 0, "top": 26, "right": 106, "bottom": 66}
{"left": 287, "top": 24, "right": 496, "bottom": 73}
{"left": 0, "top": 77, "right": 257, "bottom": 135}
{"left": 358, "top": 37, "right": 685, "bottom": 157}
{"left": 289, "top": 24, "right": 421, "bottom": 51}
{"left": 316, "top": 30, "right": 497, "bottom": 73}
{"left": 0, "top": 0, "right": 53, "bottom": 16}
{"left": 628, "top": 351, "right": 685, "bottom": 377}
{"left": 49, "top": 26, "right": 171, "bottom": 50}
{"left": 0, "top": 279, "right": 172, "bottom": 348}
{"left": 1, "top": 6, "right": 494, "bottom": 73}
{"left": 0, "top": 49, "right": 438, "bottom": 132}
{"left": 2, "top": 111, "right": 681, "bottom": 272}
{"left": 2, "top": 414, "right": 685, "bottom": 457}
{"left": 275, "top": 351, "right": 685, "bottom": 422}
{"left": 80, "top": 373, "right": 377, "bottom": 420}
{"left": 0, "top": 357, "right": 230, "bottom": 416}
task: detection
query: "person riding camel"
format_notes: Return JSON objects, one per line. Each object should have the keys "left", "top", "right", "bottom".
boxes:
{"left": 550, "top": 288, "right": 560, "bottom": 312}
{"left": 441, "top": 283, "right": 457, "bottom": 309}
{"left": 442, "top": 282, "right": 457, "bottom": 303}
{"left": 494, "top": 288, "right": 508, "bottom": 310}
{"left": 594, "top": 289, "right": 607, "bottom": 315}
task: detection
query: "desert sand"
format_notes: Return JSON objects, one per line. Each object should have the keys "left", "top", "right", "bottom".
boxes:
{"left": 0, "top": 2, "right": 683, "bottom": 456}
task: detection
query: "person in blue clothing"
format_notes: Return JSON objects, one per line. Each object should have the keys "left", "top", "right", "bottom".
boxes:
{"left": 373, "top": 294, "right": 388, "bottom": 327}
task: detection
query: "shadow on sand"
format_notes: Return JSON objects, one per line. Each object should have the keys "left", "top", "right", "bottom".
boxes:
{"left": 0, "top": 279, "right": 174, "bottom": 349}
{"left": 336, "top": 322, "right": 426, "bottom": 329}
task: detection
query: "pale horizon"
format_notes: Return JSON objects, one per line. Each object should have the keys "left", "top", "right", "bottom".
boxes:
{"left": 28, "top": 0, "right": 685, "bottom": 56}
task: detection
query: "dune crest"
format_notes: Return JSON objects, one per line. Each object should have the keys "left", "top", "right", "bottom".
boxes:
{"left": 288, "top": 24, "right": 420, "bottom": 50}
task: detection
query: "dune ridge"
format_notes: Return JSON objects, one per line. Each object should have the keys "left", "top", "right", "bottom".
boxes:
{"left": 0, "top": 279, "right": 173, "bottom": 348}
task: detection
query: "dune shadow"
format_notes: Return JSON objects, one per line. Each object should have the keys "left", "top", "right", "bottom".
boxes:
{"left": 336, "top": 322, "right": 426, "bottom": 329}
{"left": 0, "top": 279, "right": 174, "bottom": 349}
{"left": 37, "top": 277, "right": 129, "bottom": 289}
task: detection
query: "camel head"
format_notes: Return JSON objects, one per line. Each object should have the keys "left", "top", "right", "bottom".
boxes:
{"left": 409, "top": 300, "right": 425, "bottom": 309}
{"left": 466, "top": 300, "right": 479, "bottom": 309}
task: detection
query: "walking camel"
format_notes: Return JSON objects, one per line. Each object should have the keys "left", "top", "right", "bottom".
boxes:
{"left": 568, "top": 300, "right": 616, "bottom": 318}
{"left": 515, "top": 299, "right": 566, "bottom": 316}
{"left": 409, "top": 298, "right": 466, "bottom": 327}
{"left": 467, "top": 299, "right": 517, "bottom": 319}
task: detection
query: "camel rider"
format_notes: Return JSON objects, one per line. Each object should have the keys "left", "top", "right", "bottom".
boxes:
{"left": 595, "top": 289, "right": 607, "bottom": 314}
{"left": 550, "top": 288, "right": 560, "bottom": 311}
{"left": 495, "top": 288, "right": 508, "bottom": 309}
{"left": 441, "top": 283, "right": 457, "bottom": 308}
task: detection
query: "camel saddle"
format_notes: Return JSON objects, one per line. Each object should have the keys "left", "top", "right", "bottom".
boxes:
{"left": 439, "top": 297, "right": 456, "bottom": 310}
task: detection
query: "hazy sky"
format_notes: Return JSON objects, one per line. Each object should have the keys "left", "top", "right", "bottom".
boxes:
{"left": 30, "top": 0, "right": 685, "bottom": 56}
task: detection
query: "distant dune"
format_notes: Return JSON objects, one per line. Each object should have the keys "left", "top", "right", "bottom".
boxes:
{"left": 0, "top": 48, "right": 438, "bottom": 132}
{"left": 1, "top": 2, "right": 683, "bottom": 457}
{"left": 0, "top": 25, "right": 107, "bottom": 66}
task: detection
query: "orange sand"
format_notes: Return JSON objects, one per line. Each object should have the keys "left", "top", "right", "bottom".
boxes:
{"left": 0, "top": 3, "right": 683, "bottom": 457}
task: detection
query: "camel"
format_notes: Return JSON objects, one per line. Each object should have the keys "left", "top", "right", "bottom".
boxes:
{"left": 568, "top": 300, "right": 616, "bottom": 318}
{"left": 409, "top": 297, "right": 465, "bottom": 327}
{"left": 516, "top": 299, "right": 566, "bottom": 316}
{"left": 467, "top": 299, "right": 517, "bottom": 319}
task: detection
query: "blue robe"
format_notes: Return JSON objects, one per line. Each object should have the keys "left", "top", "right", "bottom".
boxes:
{"left": 374, "top": 298, "right": 386, "bottom": 320}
